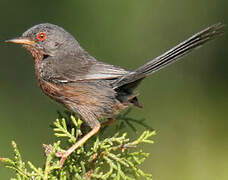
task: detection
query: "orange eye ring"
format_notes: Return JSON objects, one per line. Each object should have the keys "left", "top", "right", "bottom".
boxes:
{"left": 36, "top": 32, "right": 47, "bottom": 41}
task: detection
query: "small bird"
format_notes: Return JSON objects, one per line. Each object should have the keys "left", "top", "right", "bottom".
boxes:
{"left": 6, "top": 23, "right": 223, "bottom": 167}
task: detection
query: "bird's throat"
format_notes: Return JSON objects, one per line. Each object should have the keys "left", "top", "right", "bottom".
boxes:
{"left": 24, "top": 45, "right": 45, "bottom": 64}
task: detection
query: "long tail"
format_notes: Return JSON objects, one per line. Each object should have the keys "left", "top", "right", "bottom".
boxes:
{"left": 113, "top": 23, "right": 224, "bottom": 89}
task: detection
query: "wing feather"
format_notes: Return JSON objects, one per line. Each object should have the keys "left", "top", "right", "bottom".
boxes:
{"left": 40, "top": 54, "right": 128, "bottom": 83}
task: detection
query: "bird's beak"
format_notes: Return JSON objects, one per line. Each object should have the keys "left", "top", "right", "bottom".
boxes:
{"left": 5, "top": 37, "right": 35, "bottom": 45}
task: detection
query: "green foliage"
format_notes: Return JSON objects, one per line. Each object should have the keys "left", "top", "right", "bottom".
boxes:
{"left": 0, "top": 111, "right": 155, "bottom": 180}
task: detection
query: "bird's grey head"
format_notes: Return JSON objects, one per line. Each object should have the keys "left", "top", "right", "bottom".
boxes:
{"left": 7, "top": 23, "right": 83, "bottom": 58}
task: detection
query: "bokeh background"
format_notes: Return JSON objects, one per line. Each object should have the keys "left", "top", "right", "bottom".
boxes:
{"left": 0, "top": 0, "right": 227, "bottom": 179}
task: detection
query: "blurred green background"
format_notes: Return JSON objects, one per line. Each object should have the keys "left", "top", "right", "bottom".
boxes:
{"left": 0, "top": 0, "right": 227, "bottom": 179}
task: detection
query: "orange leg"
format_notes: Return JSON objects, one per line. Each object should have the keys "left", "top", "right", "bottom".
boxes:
{"left": 59, "top": 124, "right": 100, "bottom": 168}
{"left": 101, "top": 118, "right": 115, "bottom": 126}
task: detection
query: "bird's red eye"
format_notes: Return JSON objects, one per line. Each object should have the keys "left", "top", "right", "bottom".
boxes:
{"left": 36, "top": 32, "right": 47, "bottom": 41}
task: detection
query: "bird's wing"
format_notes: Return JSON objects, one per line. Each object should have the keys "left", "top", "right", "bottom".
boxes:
{"left": 40, "top": 54, "right": 128, "bottom": 83}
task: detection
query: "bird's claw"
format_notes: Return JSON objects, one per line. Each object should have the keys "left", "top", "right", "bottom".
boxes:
{"left": 43, "top": 143, "right": 66, "bottom": 168}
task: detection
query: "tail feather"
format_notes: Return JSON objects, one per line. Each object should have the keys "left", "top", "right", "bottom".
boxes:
{"left": 113, "top": 23, "right": 224, "bottom": 89}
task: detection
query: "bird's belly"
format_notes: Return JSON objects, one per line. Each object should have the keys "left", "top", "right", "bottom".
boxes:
{"left": 36, "top": 78, "right": 62, "bottom": 103}
{"left": 38, "top": 79, "right": 130, "bottom": 127}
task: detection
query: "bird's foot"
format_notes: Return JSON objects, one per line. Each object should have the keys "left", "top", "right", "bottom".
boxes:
{"left": 43, "top": 144, "right": 65, "bottom": 161}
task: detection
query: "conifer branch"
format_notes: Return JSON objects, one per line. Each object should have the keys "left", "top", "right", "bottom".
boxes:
{"left": 0, "top": 110, "right": 155, "bottom": 179}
